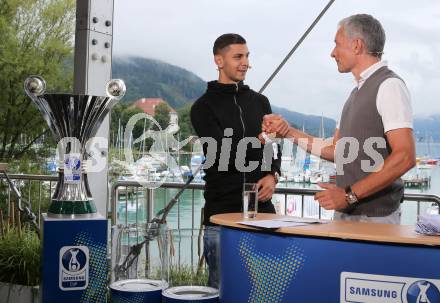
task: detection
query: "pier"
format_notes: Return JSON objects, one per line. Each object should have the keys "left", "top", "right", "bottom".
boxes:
{"left": 403, "top": 176, "right": 431, "bottom": 188}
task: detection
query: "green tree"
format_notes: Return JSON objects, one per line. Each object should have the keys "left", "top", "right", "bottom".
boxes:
{"left": 176, "top": 102, "right": 195, "bottom": 151}
{"left": 109, "top": 102, "right": 156, "bottom": 162}
{"left": 110, "top": 103, "right": 146, "bottom": 146}
{"left": 153, "top": 102, "right": 171, "bottom": 130}
{"left": 0, "top": 0, "right": 75, "bottom": 166}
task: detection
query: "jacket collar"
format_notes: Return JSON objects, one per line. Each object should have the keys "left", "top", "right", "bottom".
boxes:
{"left": 207, "top": 80, "right": 250, "bottom": 94}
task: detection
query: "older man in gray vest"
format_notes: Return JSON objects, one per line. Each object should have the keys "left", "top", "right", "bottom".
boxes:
{"left": 263, "top": 14, "right": 416, "bottom": 224}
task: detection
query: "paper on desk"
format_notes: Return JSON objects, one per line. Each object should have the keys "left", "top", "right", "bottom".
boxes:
{"left": 272, "top": 216, "right": 330, "bottom": 224}
{"left": 236, "top": 220, "right": 310, "bottom": 229}
{"left": 415, "top": 214, "right": 440, "bottom": 236}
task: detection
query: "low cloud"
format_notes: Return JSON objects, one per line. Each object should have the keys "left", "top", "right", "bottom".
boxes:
{"left": 113, "top": 0, "right": 440, "bottom": 116}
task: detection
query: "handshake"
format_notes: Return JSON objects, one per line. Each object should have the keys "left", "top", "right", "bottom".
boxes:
{"left": 258, "top": 114, "right": 291, "bottom": 144}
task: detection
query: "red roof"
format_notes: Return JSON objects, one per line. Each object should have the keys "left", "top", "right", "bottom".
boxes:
{"left": 132, "top": 98, "right": 176, "bottom": 115}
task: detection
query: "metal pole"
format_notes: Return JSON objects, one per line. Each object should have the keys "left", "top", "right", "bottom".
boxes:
{"left": 259, "top": 0, "right": 336, "bottom": 93}
{"left": 73, "top": 0, "right": 115, "bottom": 216}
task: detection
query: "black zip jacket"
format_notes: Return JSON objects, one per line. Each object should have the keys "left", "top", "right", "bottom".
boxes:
{"left": 190, "top": 81, "right": 281, "bottom": 225}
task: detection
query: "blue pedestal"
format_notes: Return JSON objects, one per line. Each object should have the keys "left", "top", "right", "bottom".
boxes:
{"left": 40, "top": 214, "right": 108, "bottom": 303}
{"left": 220, "top": 227, "right": 440, "bottom": 303}
{"left": 110, "top": 287, "right": 162, "bottom": 303}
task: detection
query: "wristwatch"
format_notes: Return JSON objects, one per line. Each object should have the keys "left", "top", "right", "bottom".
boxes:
{"left": 270, "top": 171, "right": 280, "bottom": 184}
{"left": 345, "top": 186, "right": 358, "bottom": 205}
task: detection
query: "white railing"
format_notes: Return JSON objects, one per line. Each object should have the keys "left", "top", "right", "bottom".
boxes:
{"left": 1, "top": 174, "right": 439, "bottom": 229}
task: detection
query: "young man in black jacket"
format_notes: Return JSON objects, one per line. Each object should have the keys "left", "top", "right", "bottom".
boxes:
{"left": 190, "top": 33, "right": 281, "bottom": 287}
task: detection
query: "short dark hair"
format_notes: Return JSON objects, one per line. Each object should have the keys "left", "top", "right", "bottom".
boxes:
{"left": 213, "top": 33, "right": 246, "bottom": 55}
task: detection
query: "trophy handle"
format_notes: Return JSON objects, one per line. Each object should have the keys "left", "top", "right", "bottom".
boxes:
{"left": 106, "top": 79, "right": 126, "bottom": 100}
{"left": 24, "top": 75, "right": 46, "bottom": 98}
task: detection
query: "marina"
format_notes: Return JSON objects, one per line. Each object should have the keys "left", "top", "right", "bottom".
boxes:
{"left": 111, "top": 141, "right": 440, "bottom": 230}
{"left": 403, "top": 176, "right": 431, "bottom": 188}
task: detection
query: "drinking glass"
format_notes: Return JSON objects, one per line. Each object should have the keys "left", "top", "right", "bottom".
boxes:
{"left": 243, "top": 183, "right": 258, "bottom": 218}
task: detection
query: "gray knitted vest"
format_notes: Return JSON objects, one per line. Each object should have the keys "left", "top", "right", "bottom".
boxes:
{"left": 336, "top": 66, "right": 404, "bottom": 216}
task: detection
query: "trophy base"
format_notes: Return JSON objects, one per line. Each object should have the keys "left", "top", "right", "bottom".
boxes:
{"left": 48, "top": 199, "right": 97, "bottom": 217}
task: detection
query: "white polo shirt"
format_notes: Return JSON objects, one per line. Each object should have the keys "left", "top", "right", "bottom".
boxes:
{"left": 337, "top": 61, "right": 413, "bottom": 133}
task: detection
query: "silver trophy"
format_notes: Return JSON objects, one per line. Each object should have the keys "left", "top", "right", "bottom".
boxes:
{"left": 24, "top": 76, "right": 125, "bottom": 217}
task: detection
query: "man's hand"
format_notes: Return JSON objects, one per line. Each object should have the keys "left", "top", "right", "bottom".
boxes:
{"left": 262, "top": 114, "right": 290, "bottom": 138}
{"left": 256, "top": 174, "right": 277, "bottom": 202}
{"left": 314, "top": 183, "right": 348, "bottom": 210}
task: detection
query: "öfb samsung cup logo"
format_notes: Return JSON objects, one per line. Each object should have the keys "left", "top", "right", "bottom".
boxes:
{"left": 59, "top": 246, "right": 89, "bottom": 290}
{"left": 407, "top": 280, "right": 440, "bottom": 303}
{"left": 64, "top": 154, "right": 82, "bottom": 183}
{"left": 62, "top": 248, "right": 87, "bottom": 272}
{"left": 65, "top": 157, "right": 81, "bottom": 170}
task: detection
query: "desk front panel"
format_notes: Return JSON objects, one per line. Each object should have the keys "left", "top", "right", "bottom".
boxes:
{"left": 220, "top": 227, "right": 440, "bottom": 303}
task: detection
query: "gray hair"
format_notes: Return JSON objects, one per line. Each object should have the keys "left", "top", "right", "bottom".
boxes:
{"left": 338, "top": 14, "right": 386, "bottom": 59}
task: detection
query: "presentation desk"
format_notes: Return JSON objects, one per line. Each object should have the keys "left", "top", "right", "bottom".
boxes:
{"left": 211, "top": 213, "right": 440, "bottom": 303}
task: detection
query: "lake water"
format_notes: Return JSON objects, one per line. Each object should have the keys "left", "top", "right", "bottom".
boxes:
{"left": 117, "top": 142, "right": 440, "bottom": 228}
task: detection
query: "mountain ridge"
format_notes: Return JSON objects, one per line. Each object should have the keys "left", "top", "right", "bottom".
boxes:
{"left": 113, "top": 56, "right": 206, "bottom": 108}
{"left": 112, "top": 55, "right": 439, "bottom": 140}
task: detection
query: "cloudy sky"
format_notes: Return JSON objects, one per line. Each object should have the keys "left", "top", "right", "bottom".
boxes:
{"left": 113, "top": 0, "right": 440, "bottom": 120}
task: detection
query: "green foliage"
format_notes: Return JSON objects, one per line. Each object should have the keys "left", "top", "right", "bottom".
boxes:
{"left": 112, "top": 56, "right": 207, "bottom": 152}
{"left": 153, "top": 102, "right": 171, "bottom": 130}
{"left": 110, "top": 103, "right": 146, "bottom": 146}
{"left": 150, "top": 265, "right": 208, "bottom": 287}
{"left": 112, "top": 56, "right": 206, "bottom": 108}
{"left": 176, "top": 103, "right": 195, "bottom": 151}
{"left": 0, "top": 0, "right": 75, "bottom": 164}
{"left": 0, "top": 178, "right": 51, "bottom": 216}
{"left": 0, "top": 227, "right": 41, "bottom": 286}
{"left": 109, "top": 102, "right": 155, "bottom": 165}
{"left": 0, "top": 158, "right": 52, "bottom": 217}
{"left": 167, "top": 265, "right": 208, "bottom": 287}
